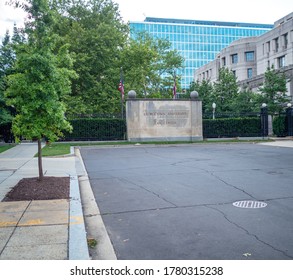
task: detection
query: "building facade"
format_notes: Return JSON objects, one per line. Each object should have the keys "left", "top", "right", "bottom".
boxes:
{"left": 194, "top": 12, "right": 293, "bottom": 101}
{"left": 130, "top": 17, "right": 273, "bottom": 89}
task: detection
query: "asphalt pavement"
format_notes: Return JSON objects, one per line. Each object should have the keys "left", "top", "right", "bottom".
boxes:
{"left": 80, "top": 141, "right": 293, "bottom": 260}
{"left": 1, "top": 140, "right": 293, "bottom": 260}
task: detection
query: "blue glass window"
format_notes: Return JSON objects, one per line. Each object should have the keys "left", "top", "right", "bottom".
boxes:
{"left": 130, "top": 19, "right": 272, "bottom": 88}
{"left": 231, "top": 54, "right": 238, "bottom": 64}
{"left": 245, "top": 51, "right": 255, "bottom": 61}
{"left": 247, "top": 68, "right": 253, "bottom": 78}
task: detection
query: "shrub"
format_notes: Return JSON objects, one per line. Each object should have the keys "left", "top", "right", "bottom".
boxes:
{"left": 272, "top": 115, "right": 287, "bottom": 137}
{"left": 203, "top": 117, "right": 261, "bottom": 138}
{"left": 0, "top": 122, "right": 14, "bottom": 143}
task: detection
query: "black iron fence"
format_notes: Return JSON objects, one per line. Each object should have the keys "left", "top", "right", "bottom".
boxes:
{"left": 60, "top": 114, "right": 127, "bottom": 141}
{"left": 2, "top": 108, "right": 293, "bottom": 142}
{"left": 272, "top": 107, "right": 293, "bottom": 137}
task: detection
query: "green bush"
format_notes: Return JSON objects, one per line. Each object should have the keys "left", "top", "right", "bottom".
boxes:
{"left": 272, "top": 116, "right": 286, "bottom": 137}
{"left": 203, "top": 117, "right": 262, "bottom": 138}
{"left": 62, "top": 118, "right": 126, "bottom": 141}
{"left": 0, "top": 122, "right": 14, "bottom": 143}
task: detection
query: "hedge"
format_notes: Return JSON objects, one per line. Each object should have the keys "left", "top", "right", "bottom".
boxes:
{"left": 63, "top": 117, "right": 262, "bottom": 141}
{"left": 61, "top": 118, "right": 126, "bottom": 141}
{"left": 1, "top": 117, "right": 265, "bottom": 142}
{"left": 203, "top": 117, "right": 262, "bottom": 138}
{"left": 0, "top": 122, "right": 14, "bottom": 143}
{"left": 272, "top": 115, "right": 287, "bottom": 137}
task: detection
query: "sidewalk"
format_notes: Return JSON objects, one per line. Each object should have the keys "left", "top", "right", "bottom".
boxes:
{"left": 258, "top": 139, "right": 293, "bottom": 148}
{"left": 0, "top": 143, "right": 89, "bottom": 260}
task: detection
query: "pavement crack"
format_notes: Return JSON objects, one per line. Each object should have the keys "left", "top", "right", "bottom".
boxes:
{"left": 101, "top": 206, "right": 177, "bottom": 216}
{"left": 119, "top": 177, "right": 178, "bottom": 207}
{"left": 0, "top": 201, "right": 32, "bottom": 256}
{"left": 206, "top": 205, "right": 293, "bottom": 259}
{"left": 209, "top": 172, "right": 256, "bottom": 199}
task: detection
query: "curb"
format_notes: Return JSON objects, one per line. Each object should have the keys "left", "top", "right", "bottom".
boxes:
{"left": 69, "top": 175, "right": 90, "bottom": 260}
{"left": 75, "top": 148, "right": 117, "bottom": 260}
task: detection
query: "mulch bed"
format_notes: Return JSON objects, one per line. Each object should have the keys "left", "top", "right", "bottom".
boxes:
{"left": 2, "top": 176, "right": 70, "bottom": 202}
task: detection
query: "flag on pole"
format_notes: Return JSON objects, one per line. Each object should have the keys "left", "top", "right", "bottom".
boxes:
{"left": 118, "top": 68, "right": 124, "bottom": 101}
{"left": 118, "top": 80, "right": 124, "bottom": 101}
{"left": 173, "top": 71, "right": 177, "bottom": 99}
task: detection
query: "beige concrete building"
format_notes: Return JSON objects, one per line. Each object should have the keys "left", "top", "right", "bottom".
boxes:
{"left": 194, "top": 12, "right": 293, "bottom": 101}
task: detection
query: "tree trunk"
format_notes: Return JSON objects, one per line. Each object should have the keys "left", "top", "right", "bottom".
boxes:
{"left": 38, "top": 139, "right": 44, "bottom": 180}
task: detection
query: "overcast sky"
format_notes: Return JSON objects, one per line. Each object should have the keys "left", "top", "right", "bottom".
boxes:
{"left": 0, "top": 0, "right": 292, "bottom": 41}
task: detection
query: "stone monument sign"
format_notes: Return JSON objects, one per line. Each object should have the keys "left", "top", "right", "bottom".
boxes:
{"left": 126, "top": 91, "right": 203, "bottom": 142}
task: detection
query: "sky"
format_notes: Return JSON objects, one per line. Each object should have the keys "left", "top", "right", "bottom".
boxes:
{"left": 0, "top": 0, "right": 292, "bottom": 41}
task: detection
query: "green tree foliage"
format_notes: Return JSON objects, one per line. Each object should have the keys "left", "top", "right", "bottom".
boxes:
{"left": 190, "top": 69, "right": 262, "bottom": 114}
{"left": 49, "top": 1, "right": 184, "bottom": 111}
{"left": 258, "top": 66, "right": 288, "bottom": 113}
{"left": 0, "top": 30, "right": 16, "bottom": 125}
{"left": 5, "top": 0, "right": 76, "bottom": 179}
{"left": 120, "top": 32, "right": 184, "bottom": 98}
{"left": 189, "top": 79, "right": 214, "bottom": 113}
{"left": 0, "top": 24, "right": 25, "bottom": 126}
{"left": 50, "top": 0, "right": 129, "bottom": 114}
{"left": 230, "top": 89, "right": 260, "bottom": 114}
{"left": 213, "top": 67, "right": 239, "bottom": 112}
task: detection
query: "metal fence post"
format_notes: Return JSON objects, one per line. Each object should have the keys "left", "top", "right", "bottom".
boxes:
{"left": 286, "top": 104, "right": 293, "bottom": 136}
{"left": 261, "top": 104, "right": 268, "bottom": 138}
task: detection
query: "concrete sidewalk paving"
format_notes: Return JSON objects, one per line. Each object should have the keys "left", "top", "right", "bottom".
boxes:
{"left": 258, "top": 140, "right": 293, "bottom": 148}
{"left": 0, "top": 143, "right": 89, "bottom": 260}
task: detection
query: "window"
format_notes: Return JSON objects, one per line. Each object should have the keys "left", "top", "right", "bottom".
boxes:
{"left": 247, "top": 68, "right": 253, "bottom": 78}
{"left": 231, "top": 54, "right": 238, "bottom": 64}
{"left": 278, "top": 56, "right": 285, "bottom": 68}
{"left": 221, "top": 57, "right": 226, "bottom": 66}
{"left": 245, "top": 51, "right": 255, "bottom": 62}
{"left": 283, "top": 33, "right": 288, "bottom": 49}
{"left": 274, "top": 38, "right": 279, "bottom": 52}
{"left": 266, "top": 41, "right": 270, "bottom": 52}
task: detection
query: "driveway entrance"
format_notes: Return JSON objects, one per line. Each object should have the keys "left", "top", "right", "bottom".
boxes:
{"left": 80, "top": 143, "right": 293, "bottom": 260}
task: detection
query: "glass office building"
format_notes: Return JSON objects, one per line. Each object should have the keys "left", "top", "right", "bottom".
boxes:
{"left": 130, "top": 17, "right": 273, "bottom": 89}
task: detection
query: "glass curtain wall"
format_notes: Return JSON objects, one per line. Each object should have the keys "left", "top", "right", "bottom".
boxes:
{"left": 130, "top": 18, "right": 273, "bottom": 89}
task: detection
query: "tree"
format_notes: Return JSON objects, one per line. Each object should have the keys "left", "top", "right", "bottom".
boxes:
{"left": 51, "top": 0, "right": 129, "bottom": 115}
{"left": 0, "top": 31, "right": 15, "bottom": 126}
{"left": 120, "top": 32, "right": 184, "bottom": 98}
{"left": 230, "top": 89, "right": 260, "bottom": 114}
{"left": 258, "top": 66, "right": 288, "bottom": 113}
{"left": 5, "top": 0, "right": 76, "bottom": 180}
{"left": 189, "top": 79, "right": 214, "bottom": 113}
{"left": 213, "top": 67, "right": 239, "bottom": 112}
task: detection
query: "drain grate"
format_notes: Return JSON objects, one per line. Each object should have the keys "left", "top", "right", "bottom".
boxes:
{"left": 233, "top": 200, "right": 267, "bottom": 209}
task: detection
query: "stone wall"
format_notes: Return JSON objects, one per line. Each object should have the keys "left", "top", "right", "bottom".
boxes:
{"left": 126, "top": 98, "right": 202, "bottom": 142}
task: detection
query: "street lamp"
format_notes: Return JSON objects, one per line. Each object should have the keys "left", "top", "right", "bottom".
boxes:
{"left": 212, "top": 102, "right": 216, "bottom": 119}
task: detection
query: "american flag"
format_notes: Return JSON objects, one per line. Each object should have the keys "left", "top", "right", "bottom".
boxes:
{"left": 118, "top": 79, "right": 124, "bottom": 101}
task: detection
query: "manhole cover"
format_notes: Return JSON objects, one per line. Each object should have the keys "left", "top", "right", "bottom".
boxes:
{"left": 233, "top": 200, "right": 267, "bottom": 209}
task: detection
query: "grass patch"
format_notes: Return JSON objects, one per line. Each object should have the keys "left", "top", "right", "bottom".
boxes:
{"left": 0, "top": 144, "right": 16, "bottom": 154}
{"left": 39, "top": 139, "right": 273, "bottom": 157}
{"left": 41, "top": 143, "right": 71, "bottom": 157}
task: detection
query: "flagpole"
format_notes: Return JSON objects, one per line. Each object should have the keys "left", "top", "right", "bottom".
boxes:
{"left": 120, "top": 67, "right": 124, "bottom": 119}
{"left": 173, "top": 70, "right": 176, "bottom": 99}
